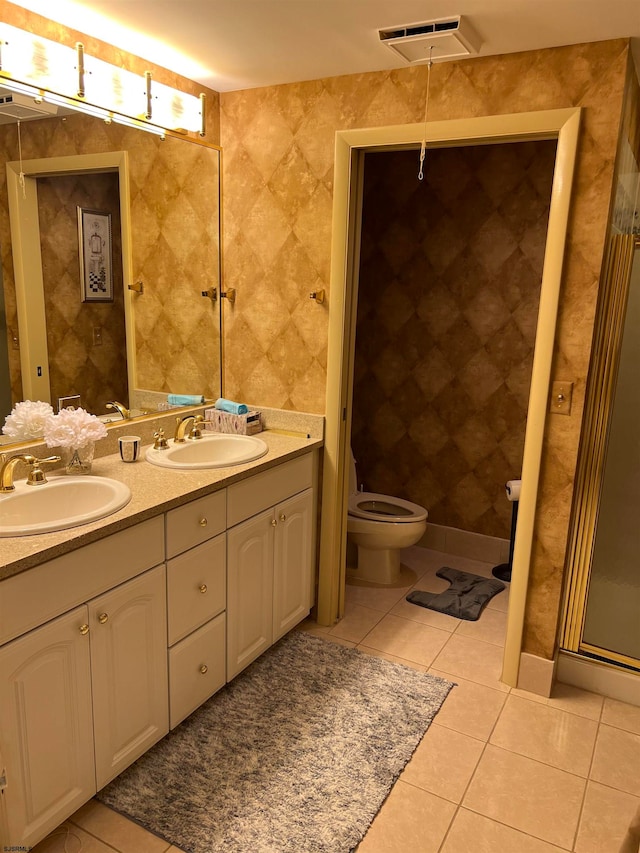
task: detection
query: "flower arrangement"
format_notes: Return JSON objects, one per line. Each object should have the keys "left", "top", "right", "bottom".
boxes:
{"left": 43, "top": 406, "right": 108, "bottom": 449}
{"left": 2, "top": 400, "right": 54, "bottom": 439}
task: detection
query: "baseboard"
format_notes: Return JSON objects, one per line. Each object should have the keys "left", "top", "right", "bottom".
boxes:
{"left": 418, "top": 522, "right": 510, "bottom": 565}
{"left": 517, "top": 652, "right": 556, "bottom": 697}
{"left": 557, "top": 651, "right": 640, "bottom": 707}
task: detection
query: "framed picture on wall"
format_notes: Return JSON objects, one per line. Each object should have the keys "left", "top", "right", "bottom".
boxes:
{"left": 77, "top": 207, "right": 113, "bottom": 302}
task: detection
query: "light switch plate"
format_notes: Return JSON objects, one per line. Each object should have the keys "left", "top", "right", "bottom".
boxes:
{"left": 550, "top": 381, "right": 573, "bottom": 415}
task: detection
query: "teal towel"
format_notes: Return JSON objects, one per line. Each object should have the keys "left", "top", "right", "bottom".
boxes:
{"left": 168, "top": 394, "right": 205, "bottom": 406}
{"left": 215, "top": 397, "right": 248, "bottom": 415}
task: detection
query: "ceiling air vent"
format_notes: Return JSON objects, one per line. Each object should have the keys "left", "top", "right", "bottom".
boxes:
{"left": 0, "top": 91, "right": 58, "bottom": 125}
{"left": 379, "top": 16, "right": 481, "bottom": 63}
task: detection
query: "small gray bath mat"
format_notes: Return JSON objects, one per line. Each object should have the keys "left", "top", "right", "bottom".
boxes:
{"left": 406, "top": 567, "right": 505, "bottom": 621}
{"left": 97, "top": 631, "right": 453, "bottom": 853}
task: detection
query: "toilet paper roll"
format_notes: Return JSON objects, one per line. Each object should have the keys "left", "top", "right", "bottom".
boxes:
{"left": 506, "top": 479, "right": 521, "bottom": 502}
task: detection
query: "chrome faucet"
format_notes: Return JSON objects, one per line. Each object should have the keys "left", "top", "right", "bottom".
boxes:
{"left": 0, "top": 454, "right": 61, "bottom": 492}
{"left": 174, "top": 414, "right": 205, "bottom": 443}
{"left": 106, "top": 401, "right": 130, "bottom": 420}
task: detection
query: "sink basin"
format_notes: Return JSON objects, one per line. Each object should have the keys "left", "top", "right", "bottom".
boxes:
{"left": 0, "top": 476, "right": 132, "bottom": 537}
{"left": 145, "top": 433, "right": 268, "bottom": 470}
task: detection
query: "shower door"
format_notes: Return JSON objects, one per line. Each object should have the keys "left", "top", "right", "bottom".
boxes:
{"left": 575, "top": 244, "right": 640, "bottom": 669}
{"left": 562, "top": 243, "right": 640, "bottom": 670}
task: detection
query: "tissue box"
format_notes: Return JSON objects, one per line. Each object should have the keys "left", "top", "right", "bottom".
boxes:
{"left": 204, "top": 407, "right": 262, "bottom": 435}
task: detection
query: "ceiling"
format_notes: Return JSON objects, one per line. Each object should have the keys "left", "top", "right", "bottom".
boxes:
{"left": 8, "top": 0, "right": 640, "bottom": 92}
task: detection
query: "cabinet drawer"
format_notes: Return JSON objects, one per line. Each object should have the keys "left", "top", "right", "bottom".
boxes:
{"left": 169, "top": 613, "right": 225, "bottom": 728}
{"left": 227, "top": 453, "right": 313, "bottom": 527}
{"left": 0, "top": 516, "right": 165, "bottom": 646}
{"left": 167, "top": 534, "right": 226, "bottom": 645}
{"left": 166, "top": 490, "right": 226, "bottom": 558}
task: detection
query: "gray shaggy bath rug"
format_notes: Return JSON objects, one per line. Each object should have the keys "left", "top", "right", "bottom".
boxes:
{"left": 97, "top": 630, "right": 453, "bottom": 853}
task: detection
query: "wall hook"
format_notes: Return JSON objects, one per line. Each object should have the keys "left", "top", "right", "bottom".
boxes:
{"left": 310, "top": 289, "right": 325, "bottom": 304}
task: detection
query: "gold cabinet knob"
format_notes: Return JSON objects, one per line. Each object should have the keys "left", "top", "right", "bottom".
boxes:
{"left": 199, "top": 517, "right": 208, "bottom": 527}
{"left": 271, "top": 518, "right": 277, "bottom": 527}
{"left": 199, "top": 664, "right": 208, "bottom": 674}
{"left": 98, "top": 612, "right": 109, "bottom": 624}
{"left": 280, "top": 513, "right": 286, "bottom": 522}
{"left": 199, "top": 583, "right": 207, "bottom": 594}
{"left": 79, "top": 623, "right": 89, "bottom": 635}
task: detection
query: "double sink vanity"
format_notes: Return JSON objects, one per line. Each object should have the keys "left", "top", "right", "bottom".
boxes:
{"left": 0, "top": 416, "right": 322, "bottom": 850}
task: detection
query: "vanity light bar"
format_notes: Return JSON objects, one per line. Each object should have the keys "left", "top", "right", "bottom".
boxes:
{"left": 0, "top": 23, "right": 206, "bottom": 137}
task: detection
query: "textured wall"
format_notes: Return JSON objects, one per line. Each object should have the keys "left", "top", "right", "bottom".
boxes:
{"left": 38, "top": 173, "right": 127, "bottom": 413}
{"left": 351, "top": 143, "right": 555, "bottom": 540}
{"left": 221, "top": 41, "right": 630, "bottom": 659}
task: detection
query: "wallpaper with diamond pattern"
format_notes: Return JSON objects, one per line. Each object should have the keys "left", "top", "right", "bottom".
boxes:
{"left": 351, "top": 143, "right": 555, "bottom": 540}
{"left": 221, "top": 41, "right": 630, "bottom": 659}
{"left": 38, "top": 173, "right": 126, "bottom": 414}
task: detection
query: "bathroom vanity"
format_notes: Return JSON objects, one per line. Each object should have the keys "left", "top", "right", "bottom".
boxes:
{"left": 0, "top": 432, "right": 320, "bottom": 850}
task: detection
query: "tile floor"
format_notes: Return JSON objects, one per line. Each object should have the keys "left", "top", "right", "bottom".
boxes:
{"left": 32, "top": 546, "right": 640, "bottom": 853}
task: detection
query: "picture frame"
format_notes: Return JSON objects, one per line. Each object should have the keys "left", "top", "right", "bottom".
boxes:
{"left": 77, "top": 207, "right": 113, "bottom": 302}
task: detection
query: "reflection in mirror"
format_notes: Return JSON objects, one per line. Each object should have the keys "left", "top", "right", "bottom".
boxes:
{"left": 0, "top": 111, "right": 221, "bottom": 446}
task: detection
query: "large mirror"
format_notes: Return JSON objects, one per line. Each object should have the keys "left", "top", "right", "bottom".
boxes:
{"left": 0, "top": 108, "right": 221, "bottom": 446}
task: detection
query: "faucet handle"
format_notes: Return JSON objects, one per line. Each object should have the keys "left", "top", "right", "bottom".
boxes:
{"left": 153, "top": 429, "right": 169, "bottom": 450}
{"left": 26, "top": 455, "right": 61, "bottom": 486}
{"left": 189, "top": 414, "right": 205, "bottom": 440}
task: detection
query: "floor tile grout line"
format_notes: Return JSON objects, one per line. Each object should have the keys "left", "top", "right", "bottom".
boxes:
{"left": 65, "top": 816, "right": 127, "bottom": 852}
{"left": 442, "top": 805, "right": 575, "bottom": 852}
{"left": 437, "top": 683, "right": 510, "bottom": 850}
{"left": 481, "top": 740, "right": 592, "bottom": 782}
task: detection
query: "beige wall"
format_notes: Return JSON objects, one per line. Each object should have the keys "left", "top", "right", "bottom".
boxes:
{"left": 220, "top": 40, "right": 630, "bottom": 659}
{"left": 352, "top": 143, "right": 555, "bottom": 539}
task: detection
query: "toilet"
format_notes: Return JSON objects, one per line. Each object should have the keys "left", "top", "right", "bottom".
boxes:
{"left": 347, "top": 451, "right": 428, "bottom": 584}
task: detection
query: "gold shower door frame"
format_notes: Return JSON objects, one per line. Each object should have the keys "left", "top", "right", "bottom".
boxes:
{"left": 317, "top": 108, "right": 582, "bottom": 689}
{"left": 561, "top": 232, "right": 639, "bottom": 671}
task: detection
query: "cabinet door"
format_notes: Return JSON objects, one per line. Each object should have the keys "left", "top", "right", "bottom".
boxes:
{"left": 273, "top": 488, "right": 314, "bottom": 641}
{"left": 89, "top": 566, "right": 168, "bottom": 789}
{"left": 227, "top": 509, "right": 274, "bottom": 680}
{"left": 0, "top": 607, "right": 95, "bottom": 850}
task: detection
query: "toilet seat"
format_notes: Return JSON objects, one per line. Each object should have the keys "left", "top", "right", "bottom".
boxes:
{"left": 348, "top": 491, "right": 428, "bottom": 524}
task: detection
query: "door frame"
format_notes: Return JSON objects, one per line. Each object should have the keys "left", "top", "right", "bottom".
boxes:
{"left": 316, "top": 107, "right": 581, "bottom": 688}
{"left": 6, "top": 152, "right": 134, "bottom": 405}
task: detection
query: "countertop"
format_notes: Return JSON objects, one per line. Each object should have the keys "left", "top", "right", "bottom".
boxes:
{"left": 0, "top": 430, "right": 322, "bottom": 581}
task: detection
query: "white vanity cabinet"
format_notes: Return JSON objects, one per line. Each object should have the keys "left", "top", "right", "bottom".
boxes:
{"left": 88, "top": 566, "right": 168, "bottom": 788}
{"left": 0, "top": 445, "right": 319, "bottom": 851}
{"left": 0, "top": 607, "right": 95, "bottom": 849}
{"left": 226, "top": 454, "right": 315, "bottom": 680}
{"left": 166, "top": 490, "right": 227, "bottom": 729}
{"left": 0, "top": 518, "right": 167, "bottom": 850}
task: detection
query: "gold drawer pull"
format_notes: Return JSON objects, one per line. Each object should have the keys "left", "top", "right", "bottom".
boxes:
{"left": 79, "top": 623, "right": 89, "bottom": 635}
{"left": 200, "top": 664, "right": 208, "bottom": 674}
{"left": 199, "top": 517, "right": 208, "bottom": 527}
{"left": 271, "top": 518, "right": 277, "bottom": 527}
{"left": 98, "top": 612, "right": 109, "bottom": 624}
{"left": 199, "top": 583, "right": 208, "bottom": 594}
{"left": 280, "top": 513, "right": 286, "bottom": 522}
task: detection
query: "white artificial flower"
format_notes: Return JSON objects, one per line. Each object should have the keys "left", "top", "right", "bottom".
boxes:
{"left": 43, "top": 407, "right": 108, "bottom": 449}
{"left": 2, "top": 400, "right": 54, "bottom": 439}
